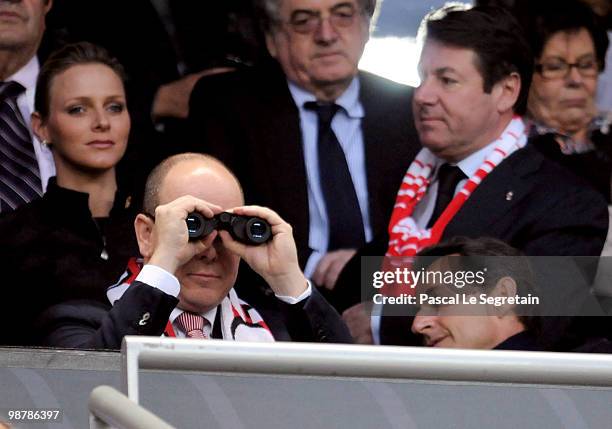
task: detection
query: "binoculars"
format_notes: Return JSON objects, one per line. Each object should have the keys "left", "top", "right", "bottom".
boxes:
{"left": 186, "top": 212, "right": 272, "bottom": 245}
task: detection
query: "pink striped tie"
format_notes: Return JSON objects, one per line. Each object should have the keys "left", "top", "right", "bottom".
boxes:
{"left": 176, "top": 312, "right": 208, "bottom": 339}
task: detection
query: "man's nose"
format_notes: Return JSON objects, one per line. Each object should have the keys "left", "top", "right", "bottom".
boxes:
{"left": 414, "top": 77, "right": 437, "bottom": 106}
{"left": 411, "top": 311, "right": 437, "bottom": 335}
{"left": 314, "top": 16, "right": 339, "bottom": 44}
{"left": 196, "top": 231, "right": 218, "bottom": 261}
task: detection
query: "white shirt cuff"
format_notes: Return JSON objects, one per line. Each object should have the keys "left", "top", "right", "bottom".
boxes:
{"left": 275, "top": 280, "right": 312, "bottom": 305}
{"left": 136, "top": 264, "right": 180, "bottom": 298}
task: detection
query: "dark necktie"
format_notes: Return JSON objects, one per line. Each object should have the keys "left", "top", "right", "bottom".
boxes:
{"left": 305, "top": 101, "right": 365, "bottom": 250}
{"left": 0, "top": 81, "right": 42, "bottom": 212}
{"left": 426, "top": 164, "right": 466, "bottom": 228}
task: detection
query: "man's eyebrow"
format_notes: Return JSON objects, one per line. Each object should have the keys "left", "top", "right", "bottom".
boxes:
{"left": 331, "top": 2, "right": 357, "bottom": 11}
{"left": 290, "top": 2, "right": 355, "bottom": 16}
{"left": 434, "top": 67, "right": 458, "bottom": 75}
{"left": 291, "top": 9, "right": 318, "bottom": 18}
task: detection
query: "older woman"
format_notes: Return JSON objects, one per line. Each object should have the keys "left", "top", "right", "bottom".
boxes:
{"left": 524, "top": 0, "right": 612, "bottom": 201}
{"left": 0, "top": 42, "right": 140, "bottom": 346}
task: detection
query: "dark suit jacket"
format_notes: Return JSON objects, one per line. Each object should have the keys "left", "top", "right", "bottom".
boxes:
{"left": 188, "top": 62, "right": 420, "bottom": 267}
{"left": 440, "top": 143, "right": 608, "bottom": 255}
{"left": 35, "top": 281, "right": 353, "bottom": 349}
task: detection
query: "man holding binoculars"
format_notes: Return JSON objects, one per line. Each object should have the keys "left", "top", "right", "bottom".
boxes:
{"left": 37, "top": 153, "right": 351, "bottom": 348}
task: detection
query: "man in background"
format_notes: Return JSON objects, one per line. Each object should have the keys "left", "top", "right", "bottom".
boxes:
{"left": 188, "top": 0, "right": 420, "bottom": 310}
{"left": 0, "top": 0, "right": 53, "bottom": 212}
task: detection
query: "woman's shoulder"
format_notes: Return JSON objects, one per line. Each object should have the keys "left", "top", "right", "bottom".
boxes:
{"left": 0, "top": 197, "right": 51, "bottom": 247}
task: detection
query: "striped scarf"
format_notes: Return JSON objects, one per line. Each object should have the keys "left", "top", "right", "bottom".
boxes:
{"left": 387, "top": 116, "right": 527, "bottom": 257}
{"left": 107, "top": 257, "right": 275, "bottom": 342}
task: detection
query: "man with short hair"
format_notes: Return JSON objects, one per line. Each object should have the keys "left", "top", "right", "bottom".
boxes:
{"left": 345, "top": 5, "right": 608, "bottom": 346}
{"left": 188, "top": 0, "right": 419, "bottom": 308}
{"left": 389, "top": 4, "right": 606, "bottom": 257}
{"left": 411, "top": 237, "right": 543, "bottom": 351}
{"left": 0, "top": 0, "right": 54, "bottom": 212}
{"left": 36, "top": 153, "right": 352, "bottom": 348}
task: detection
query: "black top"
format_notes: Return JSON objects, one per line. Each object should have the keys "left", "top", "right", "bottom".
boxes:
{"left": 494, "top": 331, "right": 544, "bottom": 351}
{"left": 529, "top": 131, "right": 612, "bottom": 202}
{"left": 0, "top": 178, "right": 140, "bottom": 346}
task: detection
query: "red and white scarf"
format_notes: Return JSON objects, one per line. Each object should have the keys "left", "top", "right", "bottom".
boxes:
{"left": 107, "top": 258, "right": 275, "bottom": 342}
{"left": 387, "top": 116, "right": 527, "bottom": 257}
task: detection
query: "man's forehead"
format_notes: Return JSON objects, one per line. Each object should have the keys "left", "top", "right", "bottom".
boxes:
{"left": 159, "top": 161, "right": 243, "bottom": 208}
{"left": 419, "top": 39, "right": 479, "bottom": 70}
{"left": 281, "top": 0, "right": 358, "bottom": 13}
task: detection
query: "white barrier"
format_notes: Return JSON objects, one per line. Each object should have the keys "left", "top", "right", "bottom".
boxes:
{"left": 121, "top": 336, "right": 612, "bottom": 404}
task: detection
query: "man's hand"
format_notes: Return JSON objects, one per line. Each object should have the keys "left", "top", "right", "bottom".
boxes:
{"left": 148, "top": 196, "right": 222, "bottom": 274}
{"left": 312, "top": 249, "right": 357, "bottom": 290}
{"left": 152, "top": 67, "right": 234, "bottom": 119}
{"left": 342, "top": 302, "right": 373, "bottom": 344}
{"left": 219, "top": 205, "right": 308, "bottom": 298}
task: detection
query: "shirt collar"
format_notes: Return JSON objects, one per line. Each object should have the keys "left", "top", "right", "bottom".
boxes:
{"left": 6, "top": 55, "right": 39, "bottom": 92}
{"left": 455, "top": 141, "right": 499, "bottom": 178}
{"left": 433, "top": 140, "right": 499, "bottom": 180}
{"left": 287, "top": 76, "right": 364, "bottom": 119}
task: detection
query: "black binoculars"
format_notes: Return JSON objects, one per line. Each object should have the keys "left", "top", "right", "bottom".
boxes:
{"left": 185, "top": 212, "right": 272, "bottom": 245}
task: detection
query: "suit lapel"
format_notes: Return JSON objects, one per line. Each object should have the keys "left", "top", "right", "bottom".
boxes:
{"left": 248, "top": 68, "right": 310, "bottom": 263}
{"left": 360, "top": 73, "right": 387, "bottom": 233}
{"left": 444, "top": 147, "right": 543, "bottom": 238}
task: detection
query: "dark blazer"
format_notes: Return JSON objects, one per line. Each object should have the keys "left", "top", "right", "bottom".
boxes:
{"left": 188, "top": 62, "right": 421, "bottom": 267}
{"left": 35, "top": 281, "right": 353, "bottom": 349}
{"left": 440, "top": 143, "right": 608, "bottom": 256}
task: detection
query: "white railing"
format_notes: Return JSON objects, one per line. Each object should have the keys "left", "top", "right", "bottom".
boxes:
{"left": 121, "top": 336, "right": 612, "bottom": 404}
{"left": 89, "top": 385, "right": 174, "bottom": 429}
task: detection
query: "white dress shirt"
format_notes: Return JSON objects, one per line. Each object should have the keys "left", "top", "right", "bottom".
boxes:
{"left": 411, "top": 142, "right": 500, "bottom": 227}
{"left": 136, "top": 264, "right": 312, "bottom": 338}
{"left": 6, "top": 56, "right": 55, "bottom": 192}
{"left": 288, "top": 77, "right": 373, "bottom": 278}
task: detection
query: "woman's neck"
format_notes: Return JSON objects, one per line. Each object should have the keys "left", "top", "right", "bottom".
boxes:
{"left": 56, "top": 168, "right": 118, "bottom": 217}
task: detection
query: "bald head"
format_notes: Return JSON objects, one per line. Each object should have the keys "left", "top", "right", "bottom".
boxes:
{"left": 143, "top": 153, "right": 244, "bottom": 214}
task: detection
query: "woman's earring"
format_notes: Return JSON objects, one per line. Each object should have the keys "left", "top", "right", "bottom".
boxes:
{"left": 41, "top": 140, "right": 51, "bottom": 148}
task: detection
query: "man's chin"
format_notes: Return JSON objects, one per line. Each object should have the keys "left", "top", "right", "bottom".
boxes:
{"left": 311, "top": 69, "right": 356, "bottom": 87}
{"left": 178, "top": 288, "right": 227, "bottom": 314}
{"left": 421, "top": 138, "right": 450, "bottom": 155}
{"left": 177, "top": 299, "right": 218, "bottom": 315}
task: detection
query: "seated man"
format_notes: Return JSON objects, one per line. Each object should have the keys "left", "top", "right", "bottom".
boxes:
{"left": 36, "top": 153, "right": 352, "bottom": 348}
{"left": 411, "top": 237, "right": 612, "bottom": 352}
{"left": 411, "top": 237, "right": 543, "bottom": 351}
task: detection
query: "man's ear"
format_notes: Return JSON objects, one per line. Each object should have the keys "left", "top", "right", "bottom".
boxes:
{"left": 495, "top": 72, "right": 521, "bottom": 114}
{"left": 265, "top": 32, "right": 278, "bottom": 59}
{"left": 134, "top": 214, "right": 155, "bottom": 258}
{"left": 31, "top": 112, "right": 50, "bottom": 144}
{"left": 490, "top": 276, "right": 518, "bottom": 317}
{"left": 44, "top": 0, "right": 53, "bottom": 15}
